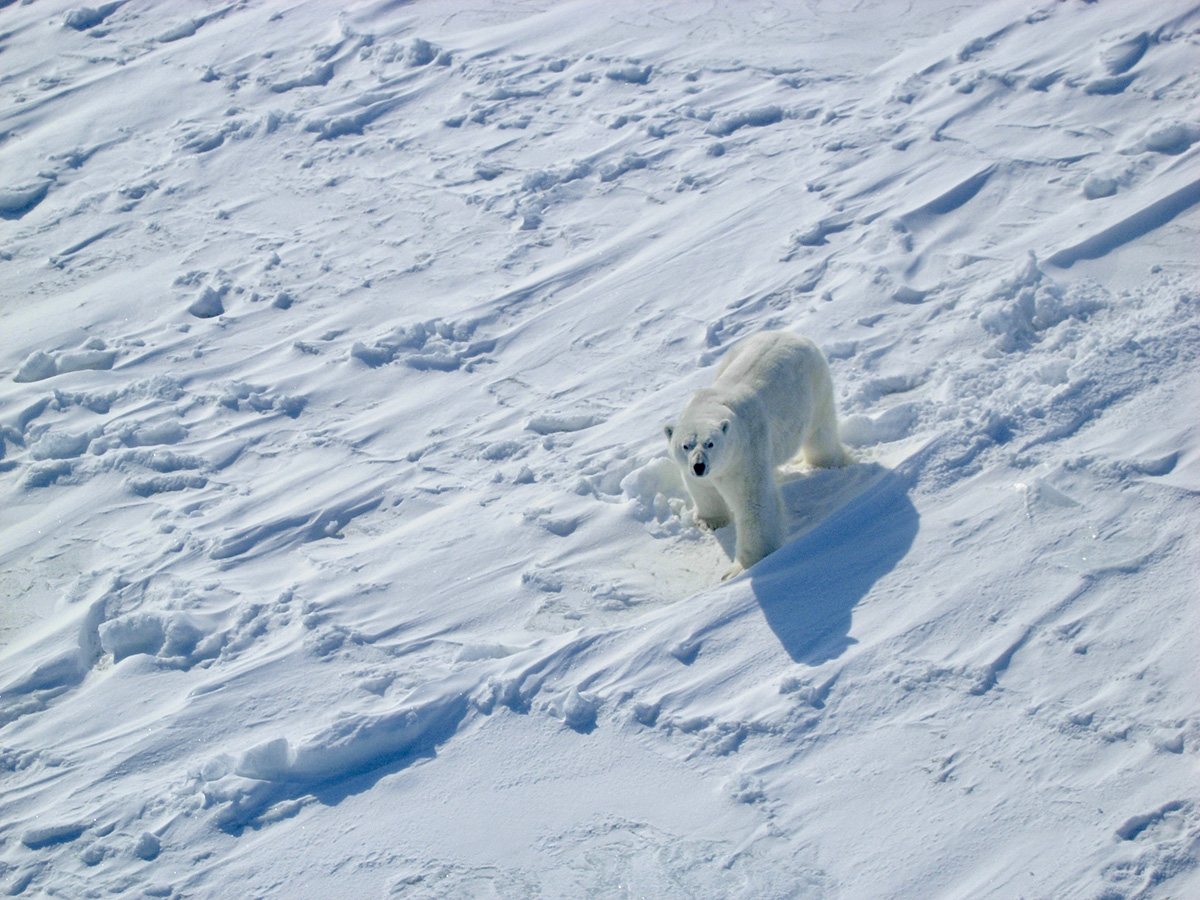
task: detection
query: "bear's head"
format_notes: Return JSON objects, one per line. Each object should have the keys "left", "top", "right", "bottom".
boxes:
{"left": 665, "top": 416, "right": 732, "bottom": 479}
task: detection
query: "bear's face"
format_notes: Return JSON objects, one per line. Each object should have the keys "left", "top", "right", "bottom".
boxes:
{"left": 665, "top": 417, "right": 731, "bottom": 479}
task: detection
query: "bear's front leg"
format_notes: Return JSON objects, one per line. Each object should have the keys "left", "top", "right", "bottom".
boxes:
{"left": 729, "top": 465, "right": 787, "bottom": 574}
{"left": 721, "top": 561, "right": 746, "bottom": 581}
{"left": 685, "top": 475, "right": 732, "bottom": 531}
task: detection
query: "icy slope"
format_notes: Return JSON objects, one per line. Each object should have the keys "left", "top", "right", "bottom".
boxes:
{"left": 1, "top": 1, "right": 1198, "bottom": 898}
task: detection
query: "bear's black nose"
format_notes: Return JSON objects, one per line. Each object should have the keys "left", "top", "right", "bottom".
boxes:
{"left": 693, "top": 461, "right": 706, "bottom": 476}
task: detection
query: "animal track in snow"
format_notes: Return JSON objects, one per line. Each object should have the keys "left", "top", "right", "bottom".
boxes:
{"left": 6, "top": 364, "right": 288, "bottom": 499}
{"left": 979, "top": 254, "right": 1104, "bottom": 350}
{"left": 351, "top": 319, "right": 495, "bottom": 372}
{"left": 62, "top": 4, "right": 123, "bottom": 32}
{"left": 598, "top": 152, "right": 650, "bottom": 183}
{"left": 305, "top": 95, "right": 409, "bottom": 141}
{"left": 525, "top": 413, "right": 604, "bottom": 435}
{"left": 1099, "top": 799, "right": 1199, "bottom": 900}
{"left": 605, "top": 63, "right": 653, "bottom": 85}
{"left": 178, "top": 118, "right": 256, "bottom": 154}
{"left": 96, "top": 579, "right": 288, "bottom": 670}
{"left": 176, "top": 267, "right": 304, "bottom": 320}
{"left": 269, "top": 61, "right": 335, "bottom": 94}
{"left": 1122, "top": 121, "right": 1200, "bottom": 157}
{"left": 705, "top": 106, "right": 784, "bottom": 137}
{"left": 550, "top": 687, "right": 599, "bottom": 732}
{"left": 156, "top": 8, "right": 230, "bottom": 45}
{"left": 216, "top": 382, "right": 306, "bottom": 417}
{"left": 12, "top": 339, "right": 118, "bottom": 382}
{"left": 784, "top": 216, "right": 853, "bottom": 254}
{"left": 520, "top": 162, "right": 592, "bottom": 194}
{"left": 1115, "top": 799, "right": 1189, "bottom": 842}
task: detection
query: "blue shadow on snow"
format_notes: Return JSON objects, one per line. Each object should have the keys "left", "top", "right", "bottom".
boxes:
{"left": 748, "top": 463, "right": 919, "bottom": 664}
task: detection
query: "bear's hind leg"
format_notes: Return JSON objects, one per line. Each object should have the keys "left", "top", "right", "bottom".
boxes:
{"left": 801, "top": 391, "right": 851, "bottom": 468}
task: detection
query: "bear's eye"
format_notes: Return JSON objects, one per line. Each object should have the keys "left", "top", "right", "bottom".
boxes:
{"left": 704, "top": 440, "right": 714, "bottom": 449}
{"left": 682, "top": 442, "right": 694, "bottom": 451}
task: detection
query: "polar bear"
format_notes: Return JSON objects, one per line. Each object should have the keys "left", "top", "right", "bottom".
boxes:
{"left": 665, "top": 331, "right": 849, "bottom": 581}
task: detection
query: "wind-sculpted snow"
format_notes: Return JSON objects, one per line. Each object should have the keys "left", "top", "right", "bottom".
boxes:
{"left": 0, "top": 182, "right": 52, "bottom": 220}
{"left": 1, "top": 1, "right": 1198, "bottom": 898}
{"left": 901, "top": 164, "right": 997, "bottom": 222}
{"left": 201, "top": 687, "right": 472, "bottom": 832}
{"left": 1047, "top": 175, "right": 1200, "bottom": 268}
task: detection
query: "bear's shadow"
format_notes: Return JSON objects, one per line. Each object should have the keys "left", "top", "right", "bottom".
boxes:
{"left": 725, "top": 462, "right": 919, "bottom": 664}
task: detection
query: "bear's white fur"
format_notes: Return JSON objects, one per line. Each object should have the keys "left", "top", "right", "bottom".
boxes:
{"left": 665, "top": 330, "right": 849, "bottom": 580}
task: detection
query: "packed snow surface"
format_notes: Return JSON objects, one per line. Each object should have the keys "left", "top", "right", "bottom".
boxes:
{"left": 2, "top": 1, "right": 1199, "bottom": 897}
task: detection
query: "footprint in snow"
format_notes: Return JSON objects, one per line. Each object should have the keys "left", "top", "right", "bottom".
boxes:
{"left": 13, "top": 339, "right": 118, "bottom": 382}
{"left": 62, "top": 3, "right": 123, "bottom": 32}
{"left": 605, "top": 64, "right": 652, "bottom": 85}
{"left": 351, "top": 319, "right": 495, "bottom": 372}
{"left": 705, "top": 106, "right": 784, "bottom": 137}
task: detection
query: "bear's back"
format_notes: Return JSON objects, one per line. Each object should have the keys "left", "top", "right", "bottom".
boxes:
{"left": 714, "top": 331, "right": 820, "bottom": 396}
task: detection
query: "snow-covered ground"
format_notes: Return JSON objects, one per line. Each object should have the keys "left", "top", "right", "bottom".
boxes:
{"left": 2, "top": 1, "right": 1198, "bottom": 896}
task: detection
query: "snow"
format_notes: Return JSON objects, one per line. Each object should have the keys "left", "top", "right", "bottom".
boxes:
{"left": 1, "top": 0, "right": 1198, "bottom": 897}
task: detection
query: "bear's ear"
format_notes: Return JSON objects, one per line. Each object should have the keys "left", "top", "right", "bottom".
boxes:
{"left": 720, "top": 419, "right": 730, "bottom": 434}
{"left": 664, "top": 424, "right": 675, "bottom": 441}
